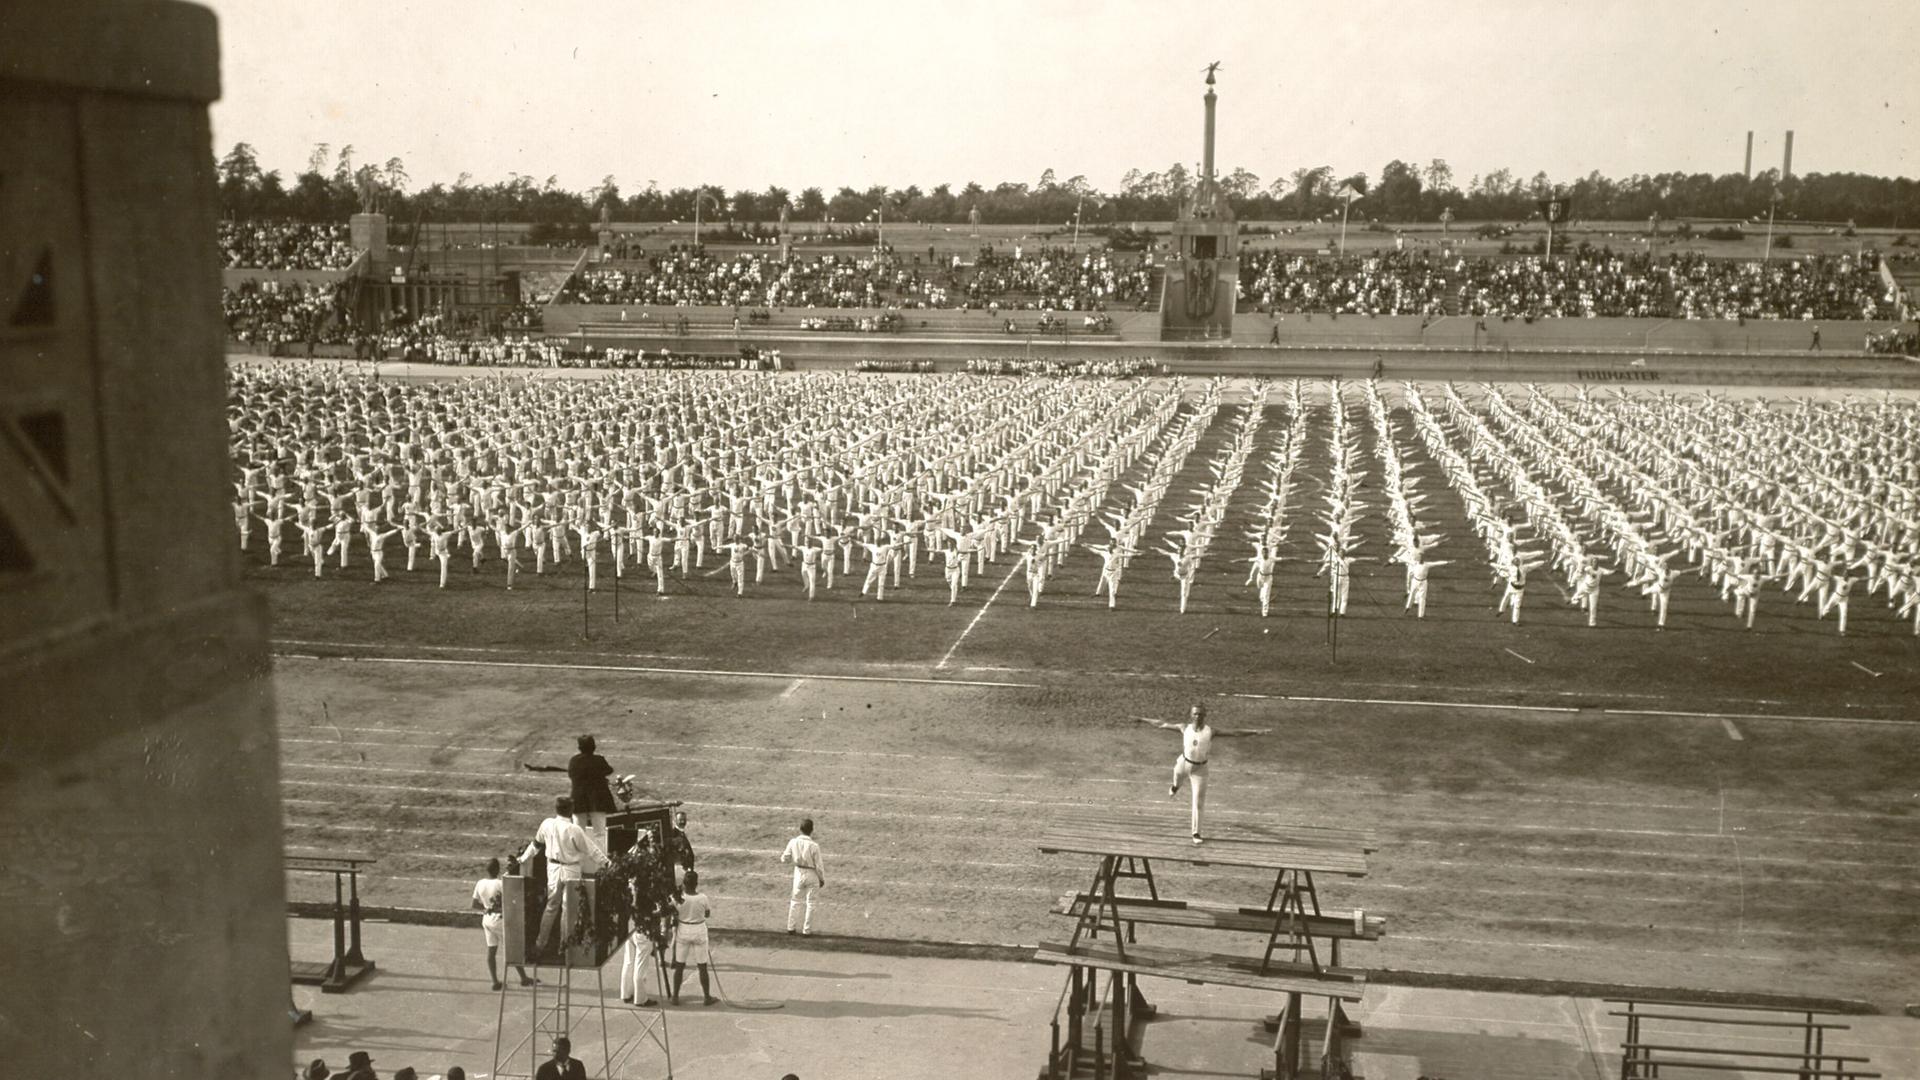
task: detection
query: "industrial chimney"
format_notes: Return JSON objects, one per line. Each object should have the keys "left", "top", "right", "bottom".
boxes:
{"left": 1744, "top": 131, "right": 1753, "bottom": 180}
{"left": 1783, "top": 131, "right": 1794, "bottom": 181}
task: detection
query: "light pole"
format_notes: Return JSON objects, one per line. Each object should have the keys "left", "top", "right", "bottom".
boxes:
{"left": 1071, "top": 194, "right": 1106, "bottom": 252}
{"left": 693, "top": 190, "right": 721, "bottom": 251}
{"left": 869, "top": 194, "right": 898, "bottom": 251}
{"left": 1763, "top": 191, "right": 1779, "bottom": 263}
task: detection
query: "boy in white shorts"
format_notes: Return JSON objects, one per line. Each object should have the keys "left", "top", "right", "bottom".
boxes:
{"left": 471, "top": 858, "right": 536, "bottom": 991}
{"left": 669, "top": 870, "right": 716, "bottom": 1006}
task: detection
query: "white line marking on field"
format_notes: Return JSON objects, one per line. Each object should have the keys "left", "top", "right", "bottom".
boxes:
{"left": 1229, "top": 692, "right": 1578, "bottom": 714}
{"left": 1721, "top": 718, "right": 1744, "bottom": 741}
{"left": 274, "top": 638, "right": 706, "bottom": 663}
{"left": 1503, "top": 647, "right": 1536, "bottom": 665}
{"left": 1849, "top": 660, "right": 1883, "bottom": 678}
{"left": 779, "top": 679, "right": 806, "bottom": 699}
{"left": 1602, "top": 707, "right": 1906, "bottom": 727}
{"left": 935, "top": 560, "right": 1024, "bottom": 670}
{"left": 276, "top": 652, "right": 1037, "bottom": 689}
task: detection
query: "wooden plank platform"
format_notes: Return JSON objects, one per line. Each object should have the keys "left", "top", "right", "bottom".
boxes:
{"left": 1033, "top": 939, "right": 1366, "bottom": 1001}
{"left": 1085, "top": 806, "right": 1381, "bottom": 852}
{"left": 1051, "top": 893, "right": 1386, "bottom": 941}
{"left": 1038, "top": 809, "right": 1369, "bottom": 875}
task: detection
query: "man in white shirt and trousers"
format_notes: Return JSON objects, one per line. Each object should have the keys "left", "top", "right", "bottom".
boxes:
{"left": 1131, "top": 704, "right": 1270, "bottom": 844}
{"left": 779, "top": 818, "right": 825, "bottom": 935}
{"left": 520, "top": 796, "right": 609, "bottom": 960}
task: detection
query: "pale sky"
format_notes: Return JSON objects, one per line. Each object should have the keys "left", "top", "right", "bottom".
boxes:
{"left": 206, "top": 0, "right": 1920, "bottom": 195}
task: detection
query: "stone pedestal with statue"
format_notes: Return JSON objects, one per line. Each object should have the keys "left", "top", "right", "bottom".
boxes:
{"left": 1160, "top": 67, "right": 1239, "bottom": 342}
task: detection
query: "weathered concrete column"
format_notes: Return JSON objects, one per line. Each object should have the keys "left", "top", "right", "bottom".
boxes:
{"left": 0, "top": 3, "right": 290, "bottom": 1077}
{"left": 351, "top": 212, "right": 389, "bottom": 262}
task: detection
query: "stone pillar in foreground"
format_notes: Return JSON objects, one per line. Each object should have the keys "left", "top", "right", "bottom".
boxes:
{"left": 0, "top": 3, "right": 290, "bottom": 1076}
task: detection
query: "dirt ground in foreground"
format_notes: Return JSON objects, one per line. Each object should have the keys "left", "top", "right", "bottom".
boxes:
{"left": 273, "top": 655, "right": 1920, "bottom": 1011}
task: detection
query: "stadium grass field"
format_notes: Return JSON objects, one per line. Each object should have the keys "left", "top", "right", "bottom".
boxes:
{"left": 261, "top": 376, "right": 1919, "bottom": 1010}
{"left": 254, "top": 382, "right": 1920, "bottom": 719}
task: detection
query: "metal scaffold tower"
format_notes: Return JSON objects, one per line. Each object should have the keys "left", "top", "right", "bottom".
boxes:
{"left": 490, "top": 880, "right": 674, "bottom": 1079}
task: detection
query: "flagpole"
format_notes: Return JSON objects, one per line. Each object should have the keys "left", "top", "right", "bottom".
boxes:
{"left": 1339, "top": 194, "right": 1351, "bottom": 257}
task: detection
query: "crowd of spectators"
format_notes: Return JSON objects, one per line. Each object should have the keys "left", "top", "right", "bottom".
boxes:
{"left": 1866, "top": 324, "right": 1919, "bottom": 355}
{"left": 1451, "top": 249, "right": 1668, "bottom": 319}
{"left": 852, "top": 358, "right": 936, "bottom": 372}
{"left": 218, "top": 221, "right": 357, "bottom": 270}
{"left": 1662, "top": 251, "right": 1893, "bottom": 321}
{"left": 1240, "top": 250, "right": 1449, "bottom": 316}
{"left": 222, "top": 279, "right": 351, "bottom": 347}
{"left": 1237, "top": 248, "right": 1897, "bottom": 321}
{"left": 800, "top": 313, "right": 901, "bottom": 333}
{"left": 356, "top": 326, "right": 779, "bottom": 371}
{"left": 374, "top": 330, "right": 568, "bottom": 367}
{"left": 558, "top": 251, "right": 894, "bottom": 308}
{"left": 964, "top": 356, "right": 1165, "bottom": 377}
{"left": 300, "top": 1050, "right": 458, "bottom": 1079}
{"left": 555, "top": 247, "right": 1154, "bottom": 311}
{"left": 499, "top": 301, "right": 545, "bottom": 331}
{"left": 959, "top": 247, "right": 1156, "bottom": 310}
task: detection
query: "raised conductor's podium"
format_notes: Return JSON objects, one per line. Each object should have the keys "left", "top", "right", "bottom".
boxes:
{"left": 502, "top": 802, "right": 676, "bottom": 970}
{"left": 502, "top": 877, "right": 611, "bottom": 969}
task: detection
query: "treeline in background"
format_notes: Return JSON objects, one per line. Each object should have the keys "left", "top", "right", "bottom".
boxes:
{"left": 217, "top": 142, "right": 1920, "bottom": 233}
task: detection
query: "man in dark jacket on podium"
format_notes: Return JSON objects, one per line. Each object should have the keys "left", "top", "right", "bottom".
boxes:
{"left": 524, "top": 734, "right": 617, "bottom": 848}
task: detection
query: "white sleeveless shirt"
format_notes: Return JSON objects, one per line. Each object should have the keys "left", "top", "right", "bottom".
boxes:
{"left": 1182, "top": 723, "right": 1214, "bottom": 764}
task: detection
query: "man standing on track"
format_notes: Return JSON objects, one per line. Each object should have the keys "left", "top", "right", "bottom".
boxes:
{"left": 779, "top": 818, "right": 825, "bottom": 935}
{"left": 665, "top": 810, "right": 696, "bottom": 889}
{"left": 1129, "top": 704, "right": 1270, "bottom": 844}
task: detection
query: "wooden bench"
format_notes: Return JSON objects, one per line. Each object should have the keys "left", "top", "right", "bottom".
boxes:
{"left": 1618, "top": 1045, "right": 1876, "bottom": 1077}
{"left": 1609, "top": 998, "right": 1877, "bottom": 1080}
{"left": 1033, "top": 939, "right": 1365, "bottom": 1000}
{"left": 1050, "top": 892, "right": 1386, "bottom": 942}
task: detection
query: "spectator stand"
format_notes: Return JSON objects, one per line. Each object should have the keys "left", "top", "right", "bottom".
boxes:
{"left": 285, "top": 852, "right": 377, "bottom": 994}
{"left": 1034, "top": 807, "right": 1383, "bottom": 1080}
{"left": 217, "top": 220, "right": 357, "bottom": 271}
{"left": 1609, "top": 998, "right": 1878, "bottom": 1080}
{"left": 565, "top": 305, "right": 1141, "bottom": 344}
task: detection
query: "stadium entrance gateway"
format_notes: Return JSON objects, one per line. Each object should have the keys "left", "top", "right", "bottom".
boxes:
{"left": 1160, "top": 65, "right": 1240, "bottom": 343}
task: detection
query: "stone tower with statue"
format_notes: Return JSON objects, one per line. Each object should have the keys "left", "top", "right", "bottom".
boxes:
{"left": 1160, "top": 65, "right": 1239, "bottom": 342}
